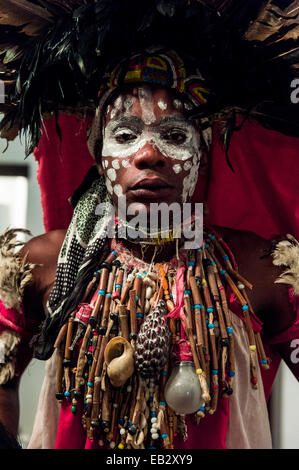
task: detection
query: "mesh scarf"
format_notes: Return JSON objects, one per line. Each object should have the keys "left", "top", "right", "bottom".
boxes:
{"left": 33, "top": 167, "right": 111, "bottom": 359}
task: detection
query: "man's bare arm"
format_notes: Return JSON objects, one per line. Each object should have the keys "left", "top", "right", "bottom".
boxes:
{"left": 0, "top": 229, "right": 66, "bottom": 438}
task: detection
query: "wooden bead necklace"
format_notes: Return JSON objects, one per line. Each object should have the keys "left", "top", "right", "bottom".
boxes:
{"left": 54, "top": 229, "right": 270, "bottom": 449}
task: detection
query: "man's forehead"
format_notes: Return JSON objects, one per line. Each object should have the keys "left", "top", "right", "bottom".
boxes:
{"left": 105, "top": 114, "right": 194, "bottom": 128}
{"left": 107, "top": 86, "right": 187, "bottom": 111}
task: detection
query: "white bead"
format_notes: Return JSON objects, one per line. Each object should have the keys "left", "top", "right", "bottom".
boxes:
{"left": 152, "top": 433, "right": 159, "bottom": 440}
{"left": 151, "top": 422, "right": 158, "bottom": 429}
{"left": 151, "top": 417, "right": 157, "bottom": 423}
{"left": 238, "top": 283, "right": 245, "bottom": 290}
{"left": 110, "top": 442, "right": 116, "bottom": 449}
{"left": 120, "top": 428, "right": 126, "bottom": 435}
{"left": 146, "top": 286, "right": 153, "bottom": 299}
{"left": 127, "top": 385, "right": 132, "bottom": 392}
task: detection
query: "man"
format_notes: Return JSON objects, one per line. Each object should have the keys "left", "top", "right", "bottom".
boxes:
{"left": 0, "top": 0, "right": 298, "bottom": 450}
{"left": 1, "top": 71, "right": 298, "bottom": 449}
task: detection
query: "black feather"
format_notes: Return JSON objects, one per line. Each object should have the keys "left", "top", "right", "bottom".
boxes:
{"left": 0, "top": 0, "right": 298, "bottom": 156}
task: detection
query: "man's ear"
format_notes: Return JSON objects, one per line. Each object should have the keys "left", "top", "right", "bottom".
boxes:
{"left": 97, "top": 162, "right": 104, "bottom": 175}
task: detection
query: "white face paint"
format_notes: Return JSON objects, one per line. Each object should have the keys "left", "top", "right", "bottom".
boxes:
{"left": 106, "top": 178, "right": 113, "bottom": 195}
{"left": 102, "top": 116, "right": 200, "bottom": 162}
{"left": 138, "top": 86, "right": 156, "bottom": 125}
{"left": 157, "top": 100, "right": 167, "bottom": 111}
{"left": 107, "top": 168, "right": 116, "bottom": 182}
{"left": 183, "top": 161, "right": 192, "bottom": 171}
{"left": 114, "top": 184, "right": 123, "bottom": 197}
{"left": 182, "top": 151, "right": 202, "bottom": 203}
{"left": 112, "top": 159, "right": 120, "bottom": 169}
{"left": 124, "top": 98, "right": 133, "bottom": 112}
{"left": 110, "top": 96, "right": 123, "bottom": 120}
{"left": 184, "top": 102, "right": 193, "bottom": 111}
{"left": 173, "top": 163, "right": 182, "bottom": 174}
{"left": 121, "top": 159, "right": 131, "bottom": 168}
{"left": 102, "top": 158, "right": 109, "bottom": 169}
{"left": 173, "top": 99, "right": 183, "bottom": 110}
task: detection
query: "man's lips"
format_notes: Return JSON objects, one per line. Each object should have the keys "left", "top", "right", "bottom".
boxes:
{"left": 130, "top": 177, "right": 173, "bottom": 191}
{"left": 129, "top": 177, "right": 174, "bottom": 199}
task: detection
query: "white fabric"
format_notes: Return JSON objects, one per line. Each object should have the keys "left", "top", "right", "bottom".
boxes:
{"left": 27, "top": 349, "right": 60, "bottom": 449}
{"left": 226, "top": 314, "right": 272, "bottom": 449}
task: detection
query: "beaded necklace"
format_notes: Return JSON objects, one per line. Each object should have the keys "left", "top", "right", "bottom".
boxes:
{"left": 54, "top": 228, "right": 270, "bottom": 449}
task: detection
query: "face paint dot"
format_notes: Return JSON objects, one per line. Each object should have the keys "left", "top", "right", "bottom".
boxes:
{"left": 114, "top": 96, "right": 123, "bottom": 109}
{"left": 184, "top": 102, "right": 193, "bottom": 111}
{"left": 114, "top": 184, "right": 123, "bottom": 197}
{"left": 106, "top": 179, "right": 113, "bottom": 195}
{"left": 157, "top": 100, "right": 167, "bottom": 111}
{"left": 122, "top": 159, "right": 131, "bottom": 168}
{"left": 107, "top": 168, "right": 116, "bottom": 182}
{"left": 138, "top": 86, "right": 156, "bottom": 125}
{"left": 102, "top": 159, "right": 109, "bottom": 169}
{"left": 173, "top": 164, "right": 182, "bottom": 174}
{"left": 112, "top": 159, "right": 120, "bottom": 169}
{"left": 183, "top": 161, "right": 192, "bottom": 171}
{"left": 173, "top": 99, "right": 182, "bottom": 110}
{"left": 124, "top": 98, "right": 133, "bottom": 112}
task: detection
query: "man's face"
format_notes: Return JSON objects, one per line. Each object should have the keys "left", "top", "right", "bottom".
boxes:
{"left": 100, "top": 85, "right": 201, "bottom": 214}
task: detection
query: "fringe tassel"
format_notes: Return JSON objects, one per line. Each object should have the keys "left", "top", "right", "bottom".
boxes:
{"left": 272, "top": 234, "right": 299, "bottom": 296}
{"left": 0, "top": 228, "right": 36, "bottom": 384}
{"left": 0, "top": 228, "right": 36, "bottom": 311}
{"left": 0, "top": 329, "right": 20, "bottom": 384}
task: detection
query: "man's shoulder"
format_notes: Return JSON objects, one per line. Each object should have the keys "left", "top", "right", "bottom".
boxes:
{"left": 20, "top": 229, "right": 67, "bottom": 266}
{"left": 212, "top": 226, "right": 271, "bottom": 259}
{"left": 19, "top": 229, "right": 67, "bottom": 297}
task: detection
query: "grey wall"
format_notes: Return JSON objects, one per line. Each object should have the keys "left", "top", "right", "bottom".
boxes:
{"left": 0, "top": 136, "right": 46, "bottom": 448}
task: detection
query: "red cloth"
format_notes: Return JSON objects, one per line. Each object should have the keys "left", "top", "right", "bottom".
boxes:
{"left": 0, "top": 300, "right": 25, "bottom": 336}
{"left": 34, "top": 114, "right": 94, "bottom": 232}
{"left": 205, "top": 120, "right": 299, "bottom": 240}
{"left": 33, "top": 114, "right": 298, "bottom": 449}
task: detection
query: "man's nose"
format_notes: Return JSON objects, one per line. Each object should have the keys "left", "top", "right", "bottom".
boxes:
{"left": 132, "top": 141, "right": 166, "bottom": 169}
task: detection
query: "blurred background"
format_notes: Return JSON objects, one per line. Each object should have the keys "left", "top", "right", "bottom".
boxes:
{"left": 0, "top": 136, "right": 298, "bottom": 449}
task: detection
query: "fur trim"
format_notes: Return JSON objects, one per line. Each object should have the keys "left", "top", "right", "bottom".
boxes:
{"left": 0, "top": 329, "right": 20, "bottom": 385}
{"left": 0, "top": 228, "right": 36, "bottom": 312}
{"left": 272, "top": 234, "right": 299, "bottom": 296}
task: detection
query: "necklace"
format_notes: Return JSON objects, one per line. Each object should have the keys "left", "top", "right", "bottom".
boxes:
{"left": 54, "top": 228, "right": 270, "bottom": 449}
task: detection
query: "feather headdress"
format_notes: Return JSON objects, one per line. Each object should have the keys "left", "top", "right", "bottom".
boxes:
{"left": 0, "top": 0, "right": 298, "bottom": 156}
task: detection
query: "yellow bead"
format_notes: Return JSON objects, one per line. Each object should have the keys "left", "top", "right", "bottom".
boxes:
{"left": 118, "top": 443, "right": 124, "bottom": 449}
{"left": 202, "top": 279, "right": 207, "bottom": 286}
{"left": 249, "top": 345, "right": 256, "bottom": 351}
{"left": 196, "top": 368, "right": 203, "bottom": 375}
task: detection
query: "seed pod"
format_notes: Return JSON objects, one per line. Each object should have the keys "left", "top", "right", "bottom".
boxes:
{"left": 134, "top": 300, "right": 170, "bottom": 378}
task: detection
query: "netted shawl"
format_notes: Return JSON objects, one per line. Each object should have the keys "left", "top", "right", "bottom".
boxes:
{"left": 33, "top": 166, "right": 111, "bottom": 360}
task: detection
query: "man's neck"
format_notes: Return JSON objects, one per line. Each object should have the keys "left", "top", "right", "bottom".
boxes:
{"left": 116, "top": 237, "right": 182, "bottom": 265}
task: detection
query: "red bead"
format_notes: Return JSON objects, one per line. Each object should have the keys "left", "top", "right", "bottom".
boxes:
{"left": 251, "top": 377, "right": 258, "bottom": 385}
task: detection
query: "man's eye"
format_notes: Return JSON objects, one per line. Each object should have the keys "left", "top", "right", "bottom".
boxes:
{"left": 163, "top": 131, "right": 187, "bottom": 144}
{"left": 115, "top": 131, "right": 137, "bottom": 143}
